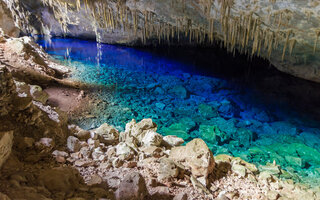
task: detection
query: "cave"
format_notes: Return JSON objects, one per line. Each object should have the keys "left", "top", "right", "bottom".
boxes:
{"left": 0, "top": 0, "right": 320, "bottom": 199}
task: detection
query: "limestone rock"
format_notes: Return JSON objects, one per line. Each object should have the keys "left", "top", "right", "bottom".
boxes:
{"left": 115, "top": 172, "right": 148, "bottom": 200}
{"left": 158, "top": 158, "right": 179, "bottom": 181}
{"left": 67, "top": 136, "right": 81, "bottom": 152}
{"left": 162, "top": 135, "right": 184, "bottom": 147}
{"left": 141, "top": 130, "right": 163, "bottom": 147}
{"left": 125, "top": 119, "right": 157, "bottom": 143}
{"left": 94, "top": 123, "right": 119, "bottom": 145}
{"left": 170, "top": 139, "right": 215, "bottom": 179}
{"left": 116, "top": 142, "right": 135, "bottom": 160}
{"left": 231, "top": 163, "right": 247, "bottom": 177}
{"left": 0, "top": 131, "right": 13, "bottom": 169}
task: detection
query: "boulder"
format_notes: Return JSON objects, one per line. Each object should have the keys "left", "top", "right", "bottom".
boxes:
{"left": 67, "top": 136, "right": 81, "bottom": 152}
{"left": 0, "top": 131, "right": 13, "bottom": 169}
{"left": 115, "top": 172, "right": 148, "bottom": 200}
{"left": 141, "top": 130, "right": 163, "bottom": 147}
{"left": 116, "top": 142, "right": 135, "bottom": 160}
{"left": 162, "top": 135, "right": 184, "bottom": 147}
{"left": 198, "top": 103, "right": 218, "bottom": 119}
{"left": 94, "top": 123, "right": 119, "bottom": 145}
{"left": 199, "top": 125, "right": 227, "bottom": 144}
{"left": 170, "top": 139, "right": 215, "bottom": 179}
{"left": 162, "top": 122, "right": 193, "bottom": 141}
{"left": 125, "top": 119, "right": 157, "bottom": 143}
{"left": 169, "top": 85, "right": 187, "bottom": 99}
{"left": 233, "top": 128, "right": 255, "bottom": 148}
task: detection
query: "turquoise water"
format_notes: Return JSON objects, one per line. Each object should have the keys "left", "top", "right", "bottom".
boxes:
{"left": 37, "top": 38, "right": 320, "bottom": 186}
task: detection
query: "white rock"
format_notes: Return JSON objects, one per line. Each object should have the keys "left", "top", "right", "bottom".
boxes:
{"left": 163, "top": 135, "right": 184, "bottom": 147}
{"left": 141, "top": 130, "right": 163, "bottom": 147}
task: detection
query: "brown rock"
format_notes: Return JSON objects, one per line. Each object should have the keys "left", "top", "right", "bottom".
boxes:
{"left": 115, "top": 172, "right": 148, "bottom": 200}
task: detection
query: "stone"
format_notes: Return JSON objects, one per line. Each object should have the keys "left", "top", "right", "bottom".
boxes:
{"left": 169, "top": 85, "right": 187, "bottom": 99}
{"left": 141, "top": 130, "right": 163, "bottom": 147}
{"left": 267, "top": 190, "right": 280, "bottom": 200}
{"left": 155, "top": 102, "right": 166, "bottom": 110}
{"left": 285, "top": 156, "right": 305, "bottom": 168}
{"left": 199, "top": 124, "right": 228, "bottom": 144}
{"left": 233, "top": 128, "right": 255, "bottom": 148}
{"left": 0, "top": 131, "right": 13, "bottom": 168}
{"left": 0, "top": 192, "right": 11, "bottom": 200}
{"left": 35, "top": 138, "right": 55, "bottom": 151}
{"left": 158, "top": 158, "right": 179, "bottom": 181}
{"left": 173, "top": 193, "right": 188, "bottom": 200}
{"left": 119, "top": 131, "right": 139, "bottom": 148}
{"left": 116, "top": 142, "right": 135, "bottom": 160}
{"left": 151, "top": 186, "right": 173, "bottom": 200}
{"left": 198, "top": 103, "right": 218, "bottom": 119}
{"left": 258, "top": 164, "right": 281, "bottom": 175}
{"left": 162, "top": 135, "right": 184, "bottom": 147}
{"left": 29, "top": 85, "right": 49, "bottom": 104}
{"left": 67, "top": 136, "right": 81, "bottom": 152}
{"left": 231, "top": 163, "right": 247, "bottom": 177}
{"left": 52, "top": 150, "right": 69, "bottom": 158}
{"left": 115, "top": 172, "right": 148, "bottom": 200}
{"left": 94, "top": 123, "right": 119, "bottom": 145}
{"left": 170, "top": 139, "right": 215, "bottom": 179}
{"left": 125, "top": 119, "right": 157, "bottom": 142}
{"left": 140, "top": 146, "right": 163, "bottom": 158}
{"left": 162, "top": 122, "right": 191, "bottom": 141}
{"left": 74, "top": 129, "right": 90, "bottom": 141}
{"left": 87, "top": 138, "right": 100, "bottom": 148}
{"left": 87, "top": 174, "right": 103, "bottom": 186}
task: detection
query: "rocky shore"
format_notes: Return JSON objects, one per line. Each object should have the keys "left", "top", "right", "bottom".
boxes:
{"left": 0, "top": 33, "right": 320, "bottom": 199}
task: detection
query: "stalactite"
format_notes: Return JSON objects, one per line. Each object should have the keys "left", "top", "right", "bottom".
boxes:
{"left": 282, "top": 29, "right": 292, "bottom": 61}
{"left": 314, "top": 30, "right": 320, "bottom": 54}
{"left": 289, "top": 38, "right": 296, "bottom": 56}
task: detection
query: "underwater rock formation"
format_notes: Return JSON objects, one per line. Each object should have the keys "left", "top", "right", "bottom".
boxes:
{"left": 3, "top": 0, "right": 320, "bottom": 82}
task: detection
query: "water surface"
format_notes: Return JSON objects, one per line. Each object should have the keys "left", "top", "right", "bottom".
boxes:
{"left": 37, "top": 37, "right": 320, "bottom": 187}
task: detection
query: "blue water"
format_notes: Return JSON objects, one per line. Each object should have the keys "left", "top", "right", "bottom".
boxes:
{"left": 37, "top": 37, "right": 320, "bottom": 186}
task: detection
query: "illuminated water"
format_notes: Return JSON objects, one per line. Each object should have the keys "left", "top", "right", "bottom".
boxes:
{"left": 37, "top": 37, "right": 320, "bottom": 186}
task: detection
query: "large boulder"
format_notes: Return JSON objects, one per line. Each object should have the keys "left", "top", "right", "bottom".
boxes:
{"left": 170, "top": 139, "right": 215, "bottom": 181}
{"left": 141, "top": 130, "right": 163, "bottom": 147}
{"left": 115, "top": 172, "right": 148, "bottom": 200}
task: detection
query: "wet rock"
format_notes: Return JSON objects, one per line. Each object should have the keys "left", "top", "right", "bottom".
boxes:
{"left": 115, "top": 172, "right": 148, "bottom": 200}
{"left": 162, "top": 135, "right": 184, "bottom": 147}
{"left": 285, "top": 156, "right": 305, "bottom": 168}
{"left": 94, "top": 123, "right": 119, "bottom": 145}
{"left": 158, "top": 158, "right": 179, "bottom": 181}
{"left": 259, "top": 164, "right": 281, "bottom": 175}
{"left": 162, "top": 122, "right": 193, "bottom": 141}
{"left": 200, "top": 125, "right": 227, "bottom": 144}
{"left": 218, "top": 99, "right": 237, "bottom": 118}
{"left": 0, "top": 131, "right": 13, "bottom": 168}
{"left": 67, "top": 136, "right": 81, "bottom": 152}
{"left": 170, "top": 139, "right": 215, "bottom": 181}
{"left": 169, "top": 85, "right": 187, "bottom": 99}
{"left": 198, "top": 103, "right": 218, "bottom": 119}
{"left": 232, "top": 128, "right": 255, "bottom": 148}
{"left": 141, "top": 130, "right": 163, "bottom": 147}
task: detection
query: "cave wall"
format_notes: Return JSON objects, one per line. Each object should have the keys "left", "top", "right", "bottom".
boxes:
{"left": 2, "top": 0, "right": 320, "bottom": 83}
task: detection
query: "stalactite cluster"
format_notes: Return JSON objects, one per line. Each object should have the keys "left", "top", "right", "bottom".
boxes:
{"left": 38, "top": 0, "right": 311, "bottom": 62}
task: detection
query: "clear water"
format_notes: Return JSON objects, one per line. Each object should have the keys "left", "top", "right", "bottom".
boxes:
{"left": 37, "top": 37, "right": 320, "bottom": 187}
